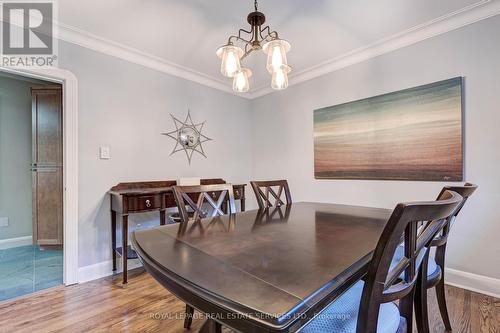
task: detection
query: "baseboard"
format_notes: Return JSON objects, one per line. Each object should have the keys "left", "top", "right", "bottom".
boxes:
{"left": 445, "top": 268, "right": 500, "bottom": 298}
{"left": 78, "top": 259, "right": 143, "bottom": 283}
{"left": 0, "top": 236, "right": 32, "bottom": 250}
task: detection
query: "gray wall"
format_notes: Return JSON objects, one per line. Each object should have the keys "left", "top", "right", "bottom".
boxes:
{"left": 0, "top": 76, "right": 33, "bottom": 240}
{"left": 57, "top": 42, "right": 253, "bottom": 267}
{"left": 251, "top": 16, "right": 500, "bottom": 280}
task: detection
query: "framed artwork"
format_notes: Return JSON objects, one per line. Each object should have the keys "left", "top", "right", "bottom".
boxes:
{"left": 314, "top": 77, "right": 464, "bottom": 181}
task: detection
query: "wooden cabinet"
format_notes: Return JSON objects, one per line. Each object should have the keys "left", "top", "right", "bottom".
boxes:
{"left": 32, "top": 86, "right": 63, "bottom": 246}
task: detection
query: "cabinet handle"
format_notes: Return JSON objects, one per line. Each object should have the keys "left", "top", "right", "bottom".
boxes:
{"left": 145, "top": 199, "right": 152, "bottom": 208}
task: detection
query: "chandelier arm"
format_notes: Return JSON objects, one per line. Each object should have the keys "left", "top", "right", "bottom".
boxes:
{"left": 228, "top": 35, "right": 252, "bottom": 45}
{"left": 259, "top": 25, "right": 279, "bottom": 41}
{"left": 241, "top": 47, "right": 256, "bottom": 61}
{"left": 227, "top": 27, "right": 254, "bottom": 45}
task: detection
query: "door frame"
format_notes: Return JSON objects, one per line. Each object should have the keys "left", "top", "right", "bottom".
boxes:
{"left": 0, "top": 66, "right": 79, "bottom": 285}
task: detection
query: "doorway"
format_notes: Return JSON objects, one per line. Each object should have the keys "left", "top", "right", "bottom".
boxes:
{"left": 0, "top": 72, "right": 63, "bottom": 301}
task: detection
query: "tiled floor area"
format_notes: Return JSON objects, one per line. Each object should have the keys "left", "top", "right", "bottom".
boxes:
{"left": 0, "top": 245, "right": 63, "bottom": 301}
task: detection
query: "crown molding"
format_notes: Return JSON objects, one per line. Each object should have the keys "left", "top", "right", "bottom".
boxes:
{"left": 14, "top": 0, "right": 499, "bottom": 100}
{"left": 55, "top": 23, "right": 253, "bottom": 99}
{"left": 248, "top": 0, "right": 500, "bottom": 99}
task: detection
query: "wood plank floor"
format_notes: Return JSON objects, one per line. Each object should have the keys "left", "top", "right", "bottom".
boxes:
{"left": 0, "top": 268, "right": 498, "bottom": 333}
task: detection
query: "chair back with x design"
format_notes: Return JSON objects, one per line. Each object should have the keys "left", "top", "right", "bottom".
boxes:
{"left": 172, "top": 184, "right": 236, "bottom": 234}
{"left": 250, "top": 180, "right": 292, "bottom": 209}
{"left": 355, "top": 190, "right": 462, "bottom": 333}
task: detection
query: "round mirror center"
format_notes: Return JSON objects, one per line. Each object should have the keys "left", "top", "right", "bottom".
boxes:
{"left": 178, "top": 127, "right": 200, "bottom": 148}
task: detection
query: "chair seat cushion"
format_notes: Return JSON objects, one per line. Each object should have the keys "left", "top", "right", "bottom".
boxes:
{"left": 300, "top": 281, "right": 401, "bottom": 333}
{"left": 391, "top": 245, "right": 438, "bottom": 277}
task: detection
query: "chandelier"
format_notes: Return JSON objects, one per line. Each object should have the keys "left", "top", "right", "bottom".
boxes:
{"left": 216, "top": 0, "right": 291, "bottom": 93}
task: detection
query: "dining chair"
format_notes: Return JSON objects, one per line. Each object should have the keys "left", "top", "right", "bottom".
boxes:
{"left": 171, "top": 184, "right": 236, "bottom": 330}
{"left": 412, "top": 183, "right": 478, "bottom": 333}
{"left": 300, "top": 191, "right": 462, "bottom": 333}
{"left": 250, "top": 180, "right": 292, "bottom": 209}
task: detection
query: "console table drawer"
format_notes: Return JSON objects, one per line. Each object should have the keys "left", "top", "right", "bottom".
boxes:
{"left": 127, "top": 195, "right": 161, "bottom": 212}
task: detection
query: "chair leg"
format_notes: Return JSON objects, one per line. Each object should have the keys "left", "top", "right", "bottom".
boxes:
{"left": 415, "top": 251, "right": 430, "bottom": 333}
{"left": 199, "top": 319, "right": 222, "bottom": 333}
{"left": 435, "top": 245, "right": 452, "bottom": 331}
{"left": 184, "top": 304, "right": 194, "bottom": 329}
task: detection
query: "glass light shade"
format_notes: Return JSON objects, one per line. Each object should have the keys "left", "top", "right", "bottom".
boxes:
{"left": 232, "top": 68, "right": 252, "bottom": 93}
{"left": 262, "top": 39, "right": 291, "bottom": 74}
{"left": 216, "top": 44, "right": 244, "bottom": 78}
{"left": 271, "top": 65, "right": 291, "bottom": 90}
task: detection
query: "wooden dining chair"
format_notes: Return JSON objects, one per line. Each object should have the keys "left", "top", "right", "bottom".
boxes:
{"left": 250, "top": 180, "right": 292, "bottom": 209}
{"left": 171, "top": 184, "right": 236, "bottom": 330}
{"left": 412, "top": 183, "right": 478, "bottom": 333}
{"left": 300, "top": 191, "right": 462, "bottom": 333}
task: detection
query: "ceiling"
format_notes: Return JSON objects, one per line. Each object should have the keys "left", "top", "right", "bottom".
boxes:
{"left": 57, "top": 0, "right": 488, "bottom": 94}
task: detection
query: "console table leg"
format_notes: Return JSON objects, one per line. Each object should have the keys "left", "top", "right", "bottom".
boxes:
{"left": 122, "top": 214, "right": 128, "bottom": 284}
{"left": 241, "top": 198, "right": 246, "bottom": 212}
{"left": 111, "top": 210, "right": 117, "bottom": 272}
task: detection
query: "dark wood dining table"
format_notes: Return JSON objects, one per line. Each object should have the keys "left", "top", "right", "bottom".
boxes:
{"left": 131, "top": 202, "right": 393, "bottom": 333}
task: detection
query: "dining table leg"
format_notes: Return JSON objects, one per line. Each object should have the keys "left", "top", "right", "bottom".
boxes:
{"left": 199, "top": 319, "right": 222, "bottom": 333}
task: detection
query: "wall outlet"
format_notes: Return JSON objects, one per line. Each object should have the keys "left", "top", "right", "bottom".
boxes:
{"left": 0, "top": 217, "right": 9, "bottom": 227}
{"left": 99, "top": 146, "right": 110, "bottom": 160}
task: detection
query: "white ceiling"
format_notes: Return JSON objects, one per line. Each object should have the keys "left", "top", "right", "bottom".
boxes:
{"left": 58, "top": 0, "right": 486, "bottom": 93}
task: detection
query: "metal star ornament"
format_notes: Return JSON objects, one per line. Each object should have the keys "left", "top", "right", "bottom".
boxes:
{"left": 162, "top": 110, "right": 212, "bottom": 164}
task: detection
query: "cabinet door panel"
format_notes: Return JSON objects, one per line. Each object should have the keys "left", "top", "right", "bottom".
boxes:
{"left": 33, "top": 168, "right": 63, "bottom": 244}
{"left": 32, "top": 87, "right": 63, "bottom": 246}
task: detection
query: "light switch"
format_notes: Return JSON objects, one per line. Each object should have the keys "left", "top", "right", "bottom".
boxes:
{"left": 99, "top": 146, "right": 110, "bottom": 160}
{"left": 0, "top": 217, "right": 8, "bottom": 227}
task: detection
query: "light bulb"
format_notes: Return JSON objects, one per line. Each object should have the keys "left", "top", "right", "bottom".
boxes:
{"left": 270, "top": 45, "right": 285, "bottom": 72}
{"left": 263, "top": 39, "right": 291, "bottom": 74}
{"left": 271, "top": 65, "right": 291, "bottom": 90}
{"left": 216, "top": 44, "right": 243, "bottom": 78}
{"left": 232, "top": 68, "right": 252, "bottom": 93}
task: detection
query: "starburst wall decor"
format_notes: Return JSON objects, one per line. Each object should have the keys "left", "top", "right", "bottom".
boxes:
{"left": 162, "top": 110, "right": 212, "bottom": 164}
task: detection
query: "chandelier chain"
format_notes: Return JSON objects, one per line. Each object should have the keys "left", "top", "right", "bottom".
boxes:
{"left": 254, "top": 0, "right": 258, "bottom": 11}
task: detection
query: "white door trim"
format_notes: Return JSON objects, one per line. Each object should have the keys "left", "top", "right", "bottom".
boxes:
{"left": 0, "top": 66, "right": 79, "bottom": 285}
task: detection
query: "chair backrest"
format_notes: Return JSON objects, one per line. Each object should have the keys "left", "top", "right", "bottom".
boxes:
{"left": 172, "top": 184, "right": 236, "bottom": 234}
{"left": 250, "top": 180, "right": 292, "bottom": 209}
{"left": 356, "top": 191, "right": 463, "bottom": 333}
{"left": 432, "top": 183, "right": 477, "bottom": 247}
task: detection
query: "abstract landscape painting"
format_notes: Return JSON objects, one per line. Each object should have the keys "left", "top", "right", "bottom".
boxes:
{"left": 314, "top": 78, "right": 464, "bottom": 181}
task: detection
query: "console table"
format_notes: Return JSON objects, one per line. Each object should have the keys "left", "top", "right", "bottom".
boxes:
{"left": 109, "top": 178, "right": 246, "bottom": 284}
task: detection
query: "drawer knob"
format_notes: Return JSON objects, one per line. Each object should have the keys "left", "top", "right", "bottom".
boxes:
{"left": 145, "top": 199, "right": 152, "bottom": 208}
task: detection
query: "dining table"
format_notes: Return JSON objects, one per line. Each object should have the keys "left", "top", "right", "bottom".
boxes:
{"left": 131, "top": 202, "right": 393, "bottom": 333}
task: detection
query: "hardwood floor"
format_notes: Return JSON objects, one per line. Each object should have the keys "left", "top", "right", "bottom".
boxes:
{"left": 0, "top": 268, "right": 498, "bottom": 333}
